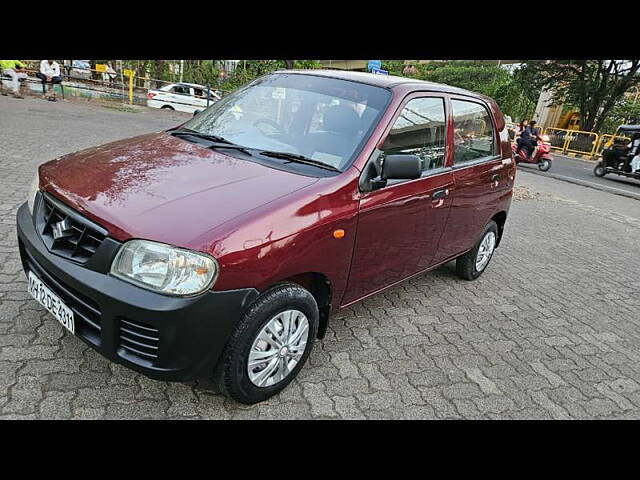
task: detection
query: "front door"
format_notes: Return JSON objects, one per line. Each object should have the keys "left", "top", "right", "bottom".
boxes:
{"left": 343, "top": 95, "right": 454, "bottom": 305}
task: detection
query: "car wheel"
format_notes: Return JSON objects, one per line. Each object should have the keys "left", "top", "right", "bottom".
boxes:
{"left": 455, "top": 221, "right": 499, "bottom": 281}
{"left": 213, "top": 282, "right": 319, "bottom": 404}
{"left": 538, "top": 159, "right": 552, "bottom": 171}
{"left": 161, "top": 105, "right": 175, "bottom": 110}
{"left": 593, "top": 163, "right": 606, "bottom": 177}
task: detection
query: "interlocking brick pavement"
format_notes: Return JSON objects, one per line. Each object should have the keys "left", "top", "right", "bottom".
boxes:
{"left": 2, "top": 96, "right": 640, "bottom": 419}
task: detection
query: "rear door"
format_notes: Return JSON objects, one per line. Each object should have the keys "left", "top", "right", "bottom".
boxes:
{"left": 343, "top": 94, "right": 454, "bottom": 305}
{"left": 433, "top": 96, "right": 508, "bottom": 263}
{"left": 169, "top": 84, "right": 195, "bottom": 112}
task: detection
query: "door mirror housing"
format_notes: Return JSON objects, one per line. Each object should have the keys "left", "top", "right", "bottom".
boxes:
{"left": 193, "top": 109, "right": 201, "bottom": 117}
{"left": 381, "top": 154, "right": 422, "bottom": 180}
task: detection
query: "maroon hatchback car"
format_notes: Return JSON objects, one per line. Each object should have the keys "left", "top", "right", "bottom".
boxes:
{"left": 17, "top": 70, "right": 516, "bottom": 403}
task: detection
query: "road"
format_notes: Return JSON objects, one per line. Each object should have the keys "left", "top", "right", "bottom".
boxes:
{"left": 2, "top": 96, "right": 640, "bottom": 419}
{"left": 518, "top": 153, "right": 640, "bottom": 200}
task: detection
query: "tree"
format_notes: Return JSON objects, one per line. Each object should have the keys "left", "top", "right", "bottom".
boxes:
{"left": 523, "top": 60, "right": 640, "bottom": 133}
{"left": 600, "top": 96, "right": 640, "bottom": 133}
{"left": 380, "top": 60, "right": 540, "bottom": 121}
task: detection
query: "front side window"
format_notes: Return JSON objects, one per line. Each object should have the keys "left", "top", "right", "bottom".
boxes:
{"left": 181, "top": 73, "right": 391, "bottom": 171}
{"left": 381, "top": 97, "right": 447, "bottom": 174}
{"left": 451, "top": 99, "right": 496, "bottom": 164}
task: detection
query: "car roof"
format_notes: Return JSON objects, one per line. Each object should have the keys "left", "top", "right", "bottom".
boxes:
{"left": 180, "top": 82, "right": 209, "bottom": 88}
{"left": 163, "top": 82, "right": 209, "bottom": 89}
{"left": 273, "top": 69, "right": 483, "bottom": 97}
{"left": 272, "top": 69, "right": 505, "bottom": 131}
{"left": 619, "top": 124, "right": 640, "bottom": 132}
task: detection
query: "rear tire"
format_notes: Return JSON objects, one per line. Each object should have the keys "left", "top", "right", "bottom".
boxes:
{"left": 213, "top": 282, "right": 319, "bottom": 405}
{"left": 594, "top": 163, "right": 606, "bottom": 177}
{"left": 456, "top": 221, "right": 499, "bottom": 281}
{"left": 161, "top": 105, "right": 175, "bottom": 110}
{"left": 538, "top": 158, "right": 552, "bottom": 171}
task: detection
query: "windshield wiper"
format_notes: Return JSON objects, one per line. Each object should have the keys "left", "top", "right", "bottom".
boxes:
{"left": 170, "top": 129, "right": 234, "bottom": 145}
{"left": 171, "top": 131, "right": 341, "bottom": 173}
{"left": 257, "top": 150, "right": 342, "bottom": 172}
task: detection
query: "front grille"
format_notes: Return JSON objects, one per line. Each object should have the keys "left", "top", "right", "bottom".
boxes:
{"left": 22, "top": 244, "right": 102, "bottom": 345}
{"left": 119, "top": 318, "right": 160, "bottom": 361}
{"left": 39, "top": 193, "right": 107, "bottom": 263}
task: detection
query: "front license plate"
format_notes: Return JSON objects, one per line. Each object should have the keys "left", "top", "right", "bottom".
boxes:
{"left": 28, "top": 270, "right": 75, "bottom": 334}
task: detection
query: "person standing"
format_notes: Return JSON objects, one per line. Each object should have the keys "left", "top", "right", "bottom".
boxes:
{"left": 104, "top": 62, "right": 117, "bottom": 87}
{"left": 36, "top": 60, "right": 62, "bottom": 101}
{"left": 0, "top": 60, "right": 28, "bottom": 98}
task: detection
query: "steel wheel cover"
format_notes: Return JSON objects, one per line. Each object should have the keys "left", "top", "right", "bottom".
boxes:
{"left": 247, "top": 309, "right": 309, "bottom": 388}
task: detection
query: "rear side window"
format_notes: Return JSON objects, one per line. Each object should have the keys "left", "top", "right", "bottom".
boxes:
{"left": 381, "top": 97, "right": 447, "bottom": 174}
{"left": 172, "top": 85, "right": 191, "bottom": 95}
{"left": 451, "top": 99, "right": 496, "bottom": 164}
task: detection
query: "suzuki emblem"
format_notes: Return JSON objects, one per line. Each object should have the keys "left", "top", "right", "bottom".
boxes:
{"left": 52, "top": 219, "right": 74, "bottom": 240}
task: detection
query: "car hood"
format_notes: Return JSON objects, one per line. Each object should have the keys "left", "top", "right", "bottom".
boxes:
{"left": 39, "top": 132, "right": 319, "bottom": 248}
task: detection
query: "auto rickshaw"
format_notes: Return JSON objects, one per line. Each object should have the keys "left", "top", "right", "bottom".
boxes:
{"left": 594, "top": 124, "right": 640, "bottom": 180}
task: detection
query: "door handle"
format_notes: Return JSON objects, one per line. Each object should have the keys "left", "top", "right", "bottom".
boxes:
{"left": 431, "top": 189, "right": 449, "bottom": 201}
{"left": 431, "top": 188, "right": 449, "bottom": 208}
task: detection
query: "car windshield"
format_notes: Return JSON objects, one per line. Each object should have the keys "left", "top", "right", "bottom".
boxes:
{"left": 180, "top": 73, "right": 391, "bottom": 172}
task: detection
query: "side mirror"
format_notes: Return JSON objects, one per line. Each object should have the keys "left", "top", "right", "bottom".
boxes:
{"left": 193, "top": 110, "right": 201, "bottom": 117}
{"left": 381, "top": 154, "right": 422, "bottom": 180}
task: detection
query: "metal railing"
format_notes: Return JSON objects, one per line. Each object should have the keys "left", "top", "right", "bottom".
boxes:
{"left": 595, "top": 134, "right": 631, "bottom": 156}
{"left": 542, "top": 127, "right": 601, "bottom": 159}
{"left": 3, "top": 61, "right": 233, "bottom": 109}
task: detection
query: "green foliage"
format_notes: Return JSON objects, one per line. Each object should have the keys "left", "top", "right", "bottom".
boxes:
{"left": 600, "top": 96, "right": 640, "bottom": 133}
{"left": 380, "top": 60, "right": 407, "bottom": 76}
{"left": 106, "top": 60, "right": 321, "bottom": 93}
{"left": 213, "top": 60, "right": 321, "bottom": 92}
{"left": 381, "top": 60, "right": 541, "bottom": 122}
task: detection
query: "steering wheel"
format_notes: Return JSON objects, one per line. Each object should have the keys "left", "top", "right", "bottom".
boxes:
{"left": 253, "top": 118, "right": 284, "bottom": 136}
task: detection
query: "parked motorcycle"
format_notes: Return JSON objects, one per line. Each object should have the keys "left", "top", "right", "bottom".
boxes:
{"left": 512, "top": 134, "right": 553, "bottom": 171}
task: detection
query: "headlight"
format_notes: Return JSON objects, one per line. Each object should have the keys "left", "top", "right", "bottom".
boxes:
{"left": 110, "top": 240, "right": 218, "bottom": 296}
{"left": 27, "top": 173, "right": 40, "bottom": 215}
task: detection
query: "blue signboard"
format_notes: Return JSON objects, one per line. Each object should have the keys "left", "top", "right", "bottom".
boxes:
{"left": 367, "top": 60, "right": 382, "bottom": 72}
{"left": 371, "top": 68, "right": 389, "bottom": 75}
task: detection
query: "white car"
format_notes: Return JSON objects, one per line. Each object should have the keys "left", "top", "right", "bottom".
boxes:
{"left": 147, "top": 82, "right": 221, "bottom": 114}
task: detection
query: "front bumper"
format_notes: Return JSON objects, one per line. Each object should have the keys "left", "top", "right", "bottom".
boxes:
{"left": 16, "top": 200, "right": 258, "bottom": 382}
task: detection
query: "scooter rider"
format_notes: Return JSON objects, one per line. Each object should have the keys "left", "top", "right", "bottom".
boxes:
{"left": 516, "top": 121, "right": 535, "bottom": 158}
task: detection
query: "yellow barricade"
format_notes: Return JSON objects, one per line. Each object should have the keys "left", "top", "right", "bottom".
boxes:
{"left": 595, "top": 134, "right": 631, "bottom": 156}
{"left": 544, "top": 127, "right": 600, "bottom": 159}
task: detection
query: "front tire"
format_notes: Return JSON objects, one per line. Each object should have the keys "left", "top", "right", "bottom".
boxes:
{"left": 456, "top": 221, "right": 499, "bottom": 281}
{"left": 593, "top": 163, "right": 606, "bottom": 177}
{"left": 213, "top": 282, "right": 319, "bottom": 404}
{"left": 161, "top": 105, "right": 175, "bottom": 110}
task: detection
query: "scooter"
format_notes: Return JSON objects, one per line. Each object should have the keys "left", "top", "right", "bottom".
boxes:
{"left": 512, "top": 134, "right": 553, "bottom": 171}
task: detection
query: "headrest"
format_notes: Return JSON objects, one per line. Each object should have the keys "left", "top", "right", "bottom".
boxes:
{"left": 322, "top": 105, "right": 361, "bottom": 134}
